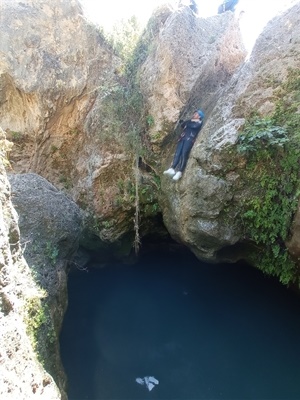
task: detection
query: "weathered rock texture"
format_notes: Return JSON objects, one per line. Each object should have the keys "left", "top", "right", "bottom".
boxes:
{"left": 0, "top": 0, "right": 246, "bottom": 249}
{"left": 1, "top": 0, "right": 300, "bottom": 397}
{"left": 161, "top": 2, "right": 300, "bottom": 262}
{"left": 8, "top": 172, "right": 83, "bottom": 395}
{"left": 1, "top": 0, "right": 299, "bottom": 264}
{"left": 0, "top": 0, "right": 121, "bottom": 223}
{"left": 140, "top": 7, "right": 246, "bottom": 143}
{"left": 0, "top": 129, "right": 62, "bottom": 399}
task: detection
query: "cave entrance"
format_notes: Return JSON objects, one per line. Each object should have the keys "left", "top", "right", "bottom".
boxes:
{"left": 60, "top": 248, "right": 300, "bottom": 400}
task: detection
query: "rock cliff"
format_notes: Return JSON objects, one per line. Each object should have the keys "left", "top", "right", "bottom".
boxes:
{"left": 1, "top": 0, "right": 300, "bottom": 397}
{"left": 0, "top": 0, "right": 246, "bottom": 255}
{"left": 139, "top": 7, "right": 246, "bottom": 143}
{"left": 0, "top": 129, "right": 64, "bottom": 399}
{"left": 8, "top": 172, "right": 83, "bottom": 394}
{"left": 0, "top": 0, "right": 123, "bottom": 242}
{"left": 161, "top": 2, "right": 300, "bottom": 283}
{"left": 1, "top": 0, "right": 299, "bottom": 277}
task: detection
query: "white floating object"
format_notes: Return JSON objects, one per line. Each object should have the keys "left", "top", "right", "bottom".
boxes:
{"left": 136, "top": 376, "right": 159, "bottom": 391}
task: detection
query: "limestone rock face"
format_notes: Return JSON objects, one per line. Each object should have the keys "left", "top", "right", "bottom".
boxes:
{"left": 2, "top": 0, "right": 299, "bottom": 266}
{"left": 0, "top": 2, "right": 299, "bottom": 393}
{"left": 161, "top": 3, "right": 300, "bottom": 262}
{"left": 139, "top": 6, "right": 246, "bottom": 144}
{"left": 8, "top": 172, "right": 83, "bottom": 396}
{"left": 0, "top": 0, "right": 247, "bottom": 247}
{"left": 0, "top": 0, "right": 121, "bottom": 207}
{"left": 0, "top": 130, "right": 62, "bottom": 399}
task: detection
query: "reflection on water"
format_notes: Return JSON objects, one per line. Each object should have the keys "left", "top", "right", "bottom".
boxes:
{"left": 60, "top": 250, "right": 300, "bottom": 400}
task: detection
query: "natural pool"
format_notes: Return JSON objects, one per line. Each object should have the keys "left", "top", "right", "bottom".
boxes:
{"left": 60, "top": 250, "right": 300, "bottom": 400}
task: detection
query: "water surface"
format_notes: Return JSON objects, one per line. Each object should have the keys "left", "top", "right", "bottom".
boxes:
{"left": 60, "top": 250, "right": 300, "bottom": 399}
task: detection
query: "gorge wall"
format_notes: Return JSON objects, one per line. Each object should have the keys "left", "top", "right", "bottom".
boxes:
{"left": 0, "top": 0, "right": 246, "bottom": 253}
{"left": 1, "top": 0, "right": 300, "bottom": 398}
{"left": 0, "top": 129, "right": 65, "bottom": 399}
{"left": 161, "top": 2, "right": 300, "bottom": 271}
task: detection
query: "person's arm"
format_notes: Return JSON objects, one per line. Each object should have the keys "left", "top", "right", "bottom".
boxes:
{"left": 179, "top": 119, "right": 188, "bottom": 128}
{"left": 197, "top": 121, "right": 203, "bottom": 133}
{"left": 189, "top": 121, "right": 203, "bottom": 142}
{"left": 176, "top": 120, "right": 189, "bottom": 141}
{"left": 195, "top": 121, "right": 203, "bottom": 137}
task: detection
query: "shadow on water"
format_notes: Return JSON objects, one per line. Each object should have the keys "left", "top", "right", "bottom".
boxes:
{"left": 60, "top": 249, "right": 300, "bottom": 400}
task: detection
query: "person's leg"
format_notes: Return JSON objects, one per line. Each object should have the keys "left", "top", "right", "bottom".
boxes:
{"left": 173, "top": 140, "right": 193, "bottom": 180}
{"left": 163, "top": 140, "right": 184, "bottom": 176}
{"left": 177, "top": 140, "right": 193, "bottom": 172}
{"left": 171, "top": 140, "right": 184, "bottom": 169}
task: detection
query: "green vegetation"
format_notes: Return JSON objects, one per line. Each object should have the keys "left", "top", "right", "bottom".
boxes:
{"left": 236, "top": 69, "right": 300, "bottom": 285}
{"left": 99, "top": 13, "right": 161, "bottom": 150}
{"left": 106, "top": 16, "right": 143, "bottom": 62}
{"left": 9, "top": 130, "right": 24, "bottom": 142}
{"left": 50, "top": 144, "right": 58, "bottom": 153}
{"left": 91, "top": 215, "right": 115, "bottom": 233}
{"left": 45, "top": 242, "right": 59, "bottom": 265}
{"left": 146, "top": 115, "right": 155, "bottom": 127}
{"left": 59, "top": 174, "right": 72, "bottom": 189}
{"left": 24, "top": 296, "right": 56, "bottom": 365}
{"left": 96, "top": 16, "right": 162, "bottom": 253}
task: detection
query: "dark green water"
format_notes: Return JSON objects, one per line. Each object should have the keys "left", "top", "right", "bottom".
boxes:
{"left": 60, "top": 251, "right": 300, "bottom": 400}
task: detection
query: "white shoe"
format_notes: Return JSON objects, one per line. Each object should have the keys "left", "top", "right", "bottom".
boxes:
{"left": 163, "top": 168, "right": 175, "bottom": 176}
{"left": 173, "top": 171, "right": 182, "bottom": 181}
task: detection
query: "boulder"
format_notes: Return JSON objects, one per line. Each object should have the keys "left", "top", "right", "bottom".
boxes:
{"left": 8, "top": 172, "right": 82, "bottom": 395}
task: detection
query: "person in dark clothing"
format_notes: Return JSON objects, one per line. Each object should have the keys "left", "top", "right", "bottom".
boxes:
{"left": 178, "top": 0, "right": 198, "bottom": 14}
{"left": 189, "top": 0, "right": 198, "bottom": 14}
{"left": 163, "top": 109, "right": 204, "bottom": 181}
{"left": 218, "top": 0, "right": 239, "bottom": 14}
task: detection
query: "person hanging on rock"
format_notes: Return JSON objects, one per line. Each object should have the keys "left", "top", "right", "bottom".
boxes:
{"left": 178, "top": 0, "right": 198, "bottom": 14}
{"left": 188, "top": 0, "right": 198, "bottom": 14}
{"left": 218, "top": 0, "right": 239, "bottom": 14}
{"left": 163, "top": 109, "right": 204, "bottom": 181}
